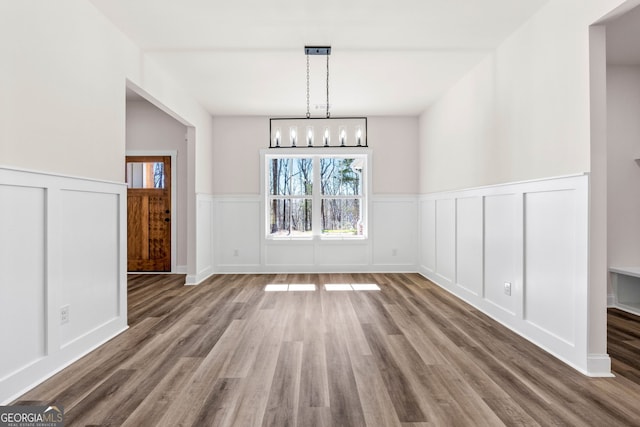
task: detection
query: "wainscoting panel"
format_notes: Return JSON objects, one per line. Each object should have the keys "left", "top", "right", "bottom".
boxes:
{"left": 419, "top": 174, "right": 605, "bottom": 376}
{"left": 214, "top": 197, "right": 261, "bottom": 269}
{"left": 421, "top": 199, "right": 436, "bottom": 273}
{"left": 455, "top": 196, "right": 483, "bottom": 296}
{"left": 194, "top": 195, "right": 215, "bottom": 284}
{"left": 0, "top": 167, "right": 127, "bottom": 404}
{"left": 316, "top": 242, "right": 369, "bottom": 266}
{"left": 484, "top": 194, "right": 519, "bottom": 315}
{"left": 524, "top": 189, "right": 577, "bottom": 345}
{"left": 0, "top": 184, "right": 46, "bottom": 381}
{"left": 372, "top": 197, "right": 417, "bottom": 266}
{"left": 265, "top": 242, "right": 315, "bottom": 266}
{"left": 212, "top": 195, "right": 418, "bottom": 273}
{"left": 435, "top": 199, "right": 456, "bottom": 284}
{"left": 60, "top": 190, "right": 120, "bottom": 347}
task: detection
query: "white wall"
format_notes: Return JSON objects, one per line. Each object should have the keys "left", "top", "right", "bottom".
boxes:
{"left": 0, "top": 0, "right": 215, "bottom": 402}
{"left": 416, "top": 0, "right": 640, "bottom": 376}
{"left": 126, "top": 101, "right": 189, "bottom": 270}
{"left": 211, "top": 116, "right": 263, "bottom": 195}
{"left": 0, "top": 0, "right": 133, "bottom": 181}
{"left": 211, "top": 116, "right": 419, "bottom": 195}
{"left": 209, "top": 116, "right": 420, "bottom": 272}
{"left": 368, "top": 117, "right": 420, "bottom": 195}
{"left": 607, "top": 66, "right": 640, "bottom": 269}
{"left": 419, "top": 0, "right": 605, "bottom": 193}
{"left": 0, "top": 0, "right": 216, "bottom": 279}
{"left": 417, "top": 0, "right": 640, "bottom": 194}
{"left": 419, "top": 175, "right": 607, "bottom": 375}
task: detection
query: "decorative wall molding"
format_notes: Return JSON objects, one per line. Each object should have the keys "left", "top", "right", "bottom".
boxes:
{"left": 186, "top": 194, "right": 216, "bottom": 285}
{"left": 418, "top": 173, "right": 611, "bottom": 377}
{"left": 209, "top": 194, "right": 419, "bottom": 273}
{"left": 0, "top": 167, "right": 128, "bottom": 404}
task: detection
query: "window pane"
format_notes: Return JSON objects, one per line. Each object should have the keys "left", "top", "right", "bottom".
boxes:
{"left": 269, "top": 198, "right": 313, "bottom": 237}
{"left": 321, "top": 199, "right": 362, "bottom": 235}
{"left": 126, "top": 162, "right": 165, "bottom": 189}
{"left": 320, "top": 158, "right": 363, "bottom": 196}
{"left": 269, "top": 158, "right": 313, "bottom": 196}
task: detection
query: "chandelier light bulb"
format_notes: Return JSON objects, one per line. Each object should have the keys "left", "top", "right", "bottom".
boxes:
{"left": 290, "top": 127, "right": 297, "bottom": 147}
{"left": 307, "top": 126, "right": 314, "bottom": 147}
{"left": 274, "top": 129, "right": 281, "bottom": 147}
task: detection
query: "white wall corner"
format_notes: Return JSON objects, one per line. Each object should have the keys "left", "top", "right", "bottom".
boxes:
{"left": 185, "top": 266, "right": 214, "bottom": 286}
{"left": 607, "top": 293, "right": 616, "bottom": 307}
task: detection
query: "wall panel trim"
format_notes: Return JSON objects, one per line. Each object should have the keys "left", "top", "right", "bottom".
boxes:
{"left": 419, "top": 173, "right": 611, "bottom": 377}
{"left": 0, "top": 167, "right": 128, "bottom": 403}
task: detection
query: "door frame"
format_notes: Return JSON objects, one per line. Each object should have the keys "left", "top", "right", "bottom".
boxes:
{"left": 126, "top": 150, "right": 178, "bottom": 273}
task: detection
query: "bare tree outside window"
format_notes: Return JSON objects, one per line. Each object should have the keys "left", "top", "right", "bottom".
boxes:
{"left": 320, "top": 158, "right": 362, "bottom": 235}
{"left": 267, "top": 155, "right": 366, "bottom": 238}
{"left": 269, "top": 158, "right": 313, "bottom": 237}
{"left": 153, "top": 162, "right": 165, "bottom": 189}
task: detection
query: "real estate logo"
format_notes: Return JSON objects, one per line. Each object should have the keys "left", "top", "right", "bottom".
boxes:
{"left": 0, "top": 405, "right": 64, "bottom": 427}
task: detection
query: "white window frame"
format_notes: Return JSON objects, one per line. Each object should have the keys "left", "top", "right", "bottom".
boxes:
{"left": 262, "top": 148, "right": 371, "bottom": 240}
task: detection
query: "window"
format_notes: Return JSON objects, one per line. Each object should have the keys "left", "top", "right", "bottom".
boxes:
{"left": 265, "top": 152, "right": 368, "bottom": 239}
{"left": 126, "top": 161, "right": 166, "bottom": 189}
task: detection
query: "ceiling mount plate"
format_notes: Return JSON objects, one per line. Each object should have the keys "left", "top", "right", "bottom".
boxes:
{"left": 305, "top": 46, "right": 331, "bottom": 55}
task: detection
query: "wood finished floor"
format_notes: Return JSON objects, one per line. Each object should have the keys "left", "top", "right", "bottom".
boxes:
{"left": 608, "top": 308, "right": 640, "bottom": 387}
{"left": 14, "top": 273, "right": 640, "bottom": 426}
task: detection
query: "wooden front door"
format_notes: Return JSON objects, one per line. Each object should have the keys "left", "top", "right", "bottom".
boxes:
{"left": 126, "top": 155, "right": 171, "bottom": 272}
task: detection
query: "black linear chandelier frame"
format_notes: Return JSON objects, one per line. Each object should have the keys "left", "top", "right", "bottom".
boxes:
{"left": 269, "top": 46, "right": 368, "bottom": 149}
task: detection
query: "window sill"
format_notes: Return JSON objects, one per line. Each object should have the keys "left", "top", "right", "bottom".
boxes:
{"left": 319, "top": 235, "right": 367, "bottom": 241}
{"left": 265, "top": 236, "right": 368, "bottom": 243}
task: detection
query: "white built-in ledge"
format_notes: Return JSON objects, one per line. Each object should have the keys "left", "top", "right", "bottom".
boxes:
{"left": 609, "top": 267, "right": 640, "bottom": 316}
{"left": 609, "top": 266, "right": 640, "bottom": 278}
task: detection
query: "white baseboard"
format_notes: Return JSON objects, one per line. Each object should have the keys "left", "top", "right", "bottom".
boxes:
{"left": 587, "top": 353, "right": 614, "bottom": 377}
{"left": 1, "top": 323, "right": 128, "bottom": 405}
{"left": 186, "top": 266, "right": 214, "bottom": 285}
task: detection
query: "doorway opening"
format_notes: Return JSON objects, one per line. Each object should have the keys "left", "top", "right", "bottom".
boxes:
{"left": 590, "top": 0, "right": 640, "bottom": 382}
{"left": 125, "top": 83, "right": 193, "bottom": 275}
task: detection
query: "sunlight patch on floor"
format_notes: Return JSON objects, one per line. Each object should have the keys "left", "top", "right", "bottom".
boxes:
{"left": 265, "top": 283, "right": 381, "bottom": 292}
{"left": 324, "top": 284, "right": 380, "bottom": 291}
{"left": 264, "top": 284, "right": 317, "bottom": 292}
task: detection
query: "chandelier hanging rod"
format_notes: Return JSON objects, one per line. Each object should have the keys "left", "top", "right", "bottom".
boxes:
{"left": 268, "top": 45, "right": 367, "bottom": 149}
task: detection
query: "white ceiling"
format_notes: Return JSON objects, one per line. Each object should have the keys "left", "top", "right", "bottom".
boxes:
{"left": 91, "top": 0, "right": 550, "bottom": 116}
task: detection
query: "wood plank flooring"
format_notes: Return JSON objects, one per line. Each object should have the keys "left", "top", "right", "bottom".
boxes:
{"left": 14, "top": 273, "right": 640, "bottom": 426}
{"left": 608, "top": 308, "right": 640, "bottom": 387}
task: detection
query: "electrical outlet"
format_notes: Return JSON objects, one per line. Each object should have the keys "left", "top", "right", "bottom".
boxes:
{"left": 392, "top": 248, "right": 398, "bottom": 256}
{"left": 60, "top": 305, "right": 70, "bottom": 325}
{"left": 504, "top": 282, "right": 512, "bottom": 296}
{"left": 233, "top": 249, "right": 239, "bottom": 257}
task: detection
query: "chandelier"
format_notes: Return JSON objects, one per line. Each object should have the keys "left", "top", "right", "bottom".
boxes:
{"left": 269, "top": 46, "right": 367, "bottom": 148}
